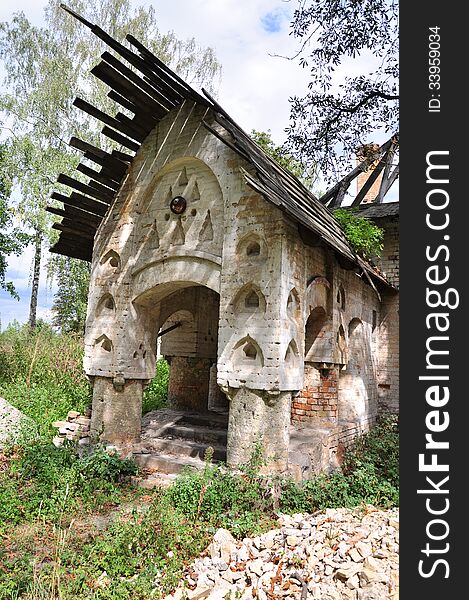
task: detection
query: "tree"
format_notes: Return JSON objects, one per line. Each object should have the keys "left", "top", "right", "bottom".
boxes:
{"left": 0, "top": 0, "right": 221, "bottom": 328}
{"left": 284, "top": 0, "right": 398, "bottom": 183}
{"left": 0, "top": 144, "right": 30, "bottom": 299}
{"left": 51, "top": 256, "right": 90, "bottom": 333}
{"left": 250, "top": 129, "right": 316, "bottom": 189}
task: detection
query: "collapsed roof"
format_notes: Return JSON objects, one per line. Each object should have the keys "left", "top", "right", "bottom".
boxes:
{"left": 48, "top": 4, "right": 394, "bottom": 290}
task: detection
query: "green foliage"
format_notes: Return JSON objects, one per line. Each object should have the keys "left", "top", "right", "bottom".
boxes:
{"left": 0, "top": 411, "right": 398, "bottom": 598}
{"left": 342, "top": 414, "right": 399, "bottom": 489}
{"left": 286, "top": 0, "right": 398, "bottom": 181}
{"left": 333, "top": 208, "right": 384, "bottom": 261}
{"left": 279, "top": 414, "right": 399, "bottom": 513}
{"left": 169, "top": 449, "right": 276, "bottom": 538}
{"left": 142, "top": 358, "right": 170, "bottom": 414}
{"left": 251, "top": 129, "right": 316, "bottom": 190}
{"left": 0, "top": 323, "right": 91, "bottom": 435}
{"left": 74, "top": 494, "right": 209, "bottom": 597}
{"left": 0, "top": 441, "right": 138, "bottom": 531}
{"left": 0, "top": 144, "right": 30, "bottom": 298}
{"left": 50, "top": 256, "right": 91, "bottom": 333}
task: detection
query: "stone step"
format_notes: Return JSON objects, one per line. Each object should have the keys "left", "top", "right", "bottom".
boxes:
{"left": 138, "top": 437, "right": 226, "bottom": 462}
{"left": 177, "top": 411, "right": 228, "bottom": 429}
{"left": 133, "top": 452, "right": 207, "bottom": 474}
{"left": 162, "top": 424, "right": 228, "bottom": 445}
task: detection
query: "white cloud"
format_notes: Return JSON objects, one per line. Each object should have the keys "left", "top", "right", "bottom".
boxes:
{"left": 0, "top": 0, "right": 397, "bottom": 328}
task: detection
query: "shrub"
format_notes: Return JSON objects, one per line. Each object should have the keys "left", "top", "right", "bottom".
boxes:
{"left": 142, "top": 358, "right": 169, "bottom": 414}
{"left": 0, "top": 324, "right": 91, "bottom": 435}
{"left": 64, "top": 493, "right": 210, "bottom": 598}
{"left": 342, "top": 414, "right": 399, "bottom": 488}
{"left": 169, "top": 447, "right": 277, "bottom": 537}
{"left": 0, "top": 441, "right": 138, "bottom": 530}
{"left": 333, "top": 208, "right": 384, "bottom": 261}
{"left": 279, "top": 414, "right": 399, "bottom": 513}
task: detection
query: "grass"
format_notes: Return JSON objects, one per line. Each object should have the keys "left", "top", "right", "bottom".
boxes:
{"left": 0, "top": 325, "right": 398, "bottom": 598}
{"left": 0, "top": 322, "right": 92, "bottom": 437}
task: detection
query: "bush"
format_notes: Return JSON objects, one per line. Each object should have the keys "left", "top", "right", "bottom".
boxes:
{"left": 342, "top": 414, "right": 399, "bottom": 488}
{"left": 142, "top": 358, "right": 169, "bottom": 414}
{"left": 169, "top": 446, "right": 277, "bottom": 538}
{"left": 0, "top": 441, "right": 138, "bottom": 530}
{"left": 333, "top": 208, "right": 384, "bottom": 261}
{"left": 279, "top": 414, "right": 399, "bottom": 513}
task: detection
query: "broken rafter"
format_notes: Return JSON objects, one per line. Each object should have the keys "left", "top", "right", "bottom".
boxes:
{"left": 46, "top": 205, "right": 102, "bottom": 228}
{"left": 320, "top": 134, "right": 399, "bottom": 207}
{"left": 101, "top": 126, "right": 140, "bottom": 152}
{"left": 126, "top": 33, "right": 206, "bottom": 106}
{"left": 73, "top": 97, "right": 145, "bottom": 143}
{"left": 101, "top": 51, "right": 174, "bottom": 113}
{"left": 57, "top": 173, "right": 114, "bottom": 203}
{"left": 52, "top": 222, "right": 96, "bottom": 239}
{"left": 76, "top": 163, "right": 120, "bottom": 189}
{"left": 51, "top": 191, "right": 108, "bottom": 217}
{"left": 91, "top": 61, "right": 167, "bottom": 124}
{"left": 50, "top": 245, "right": 92, "bottom": 262}
{"left": 69, "top": 137, "right": 129, "bottom": 175}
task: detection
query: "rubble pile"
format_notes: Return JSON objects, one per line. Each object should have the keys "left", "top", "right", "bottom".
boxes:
{"left": 52, "top": 409, "right": 91, "bottom": 447}
{"left": 163, "top": 507, "right": 399, "bottom": 600}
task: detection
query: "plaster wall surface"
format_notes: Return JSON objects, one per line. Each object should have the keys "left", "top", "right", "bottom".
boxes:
{"left": 82, "top": 101, "right": 399, "bottom": 471}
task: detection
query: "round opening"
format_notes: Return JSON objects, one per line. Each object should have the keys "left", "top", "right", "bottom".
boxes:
{"left": 170, "top": 196, "right": 187, "bottom": 214}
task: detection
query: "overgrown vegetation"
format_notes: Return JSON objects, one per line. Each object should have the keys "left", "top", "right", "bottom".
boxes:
{"left": 333, "top": 208, "right": 384, "bottom": 261}
{"left": 0, "top": 322, "right": 92, "bottom": 436}
{"left": 0, "top": 325, "right": 398, "bottom": 598}
{"left": 143, "top": 358, "right": 170, "bottom": 414}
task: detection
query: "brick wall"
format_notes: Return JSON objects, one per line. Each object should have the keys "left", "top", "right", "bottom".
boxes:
{"left": 167, "top": 356, "right": 212, "bottom": 412}
{"left": 375, "top": 216, "right": 399, "bottom": 288}
{"left": 292, "top": 365, "right": 338, "bottom": 423}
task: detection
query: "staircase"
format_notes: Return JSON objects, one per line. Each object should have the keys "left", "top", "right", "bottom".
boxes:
{"left": 132, "top": 408, "right": 228, "bottom": 488}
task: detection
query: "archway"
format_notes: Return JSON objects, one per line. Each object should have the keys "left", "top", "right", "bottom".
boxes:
{"left": 155, "top": 285, "right": 228, "bottom": 414}
{"left": 338, "top": 318, "right": 368, "bottom": 422}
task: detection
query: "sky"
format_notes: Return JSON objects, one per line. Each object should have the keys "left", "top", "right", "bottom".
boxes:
{"left": 0, "top": 0, "right": 397, "bottom": 330}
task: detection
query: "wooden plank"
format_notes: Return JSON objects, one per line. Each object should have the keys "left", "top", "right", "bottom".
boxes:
{"left": 320, "top": 136, "right": 395, "bottom": 205}
{"left": 351, "top": 152, "right": 388, "bottom": 206}
{"left": 201, "top": 120, "right": 250, "bottom": 162}
{"left": 91, "top": 61, "right": 167, "bottom": 124}
{"left": 70, "top": 137, "right": 129, "bottom": 176}
{"left": 111, "top": 149, "right": 133, "bottom": 163}
{"left": 101, "top": 51, "right": 174, "bottom": 113}
{"left": 70, "top": 137, "right": 128, "bottom": 168}
{"left": 126, "top": 34, "right": 202, "bottom": 103}
{"left": 107, "top": 89, "right": 161, "bottom": 125}
{"left": 76, "top": 163, "right": 120, "bottom": 189}
{"left": 46, "top": 206, "right": 102, "bottom": 228}
{"left": 52, "top": 223, "right": 95, "bottom": 239}
{"left": 59, "top": 217, "right": 97, "bottom": 234}
{"left": 61, "top": 6, "right": 184, "bottom": 107}
{"left": 82, "top": 151, "right": 126, "bottom": 178}
{"left": 57, "top": 174, "right": 114, "bottom": 203}
{"left": 70, "top": 191, "right": 110, "bottom": 215}
{"left": 49, "top": 242, "right": 93, "bottom": 262}
{"left": 101, "top": 126, "right": 140, "bottom": 152}
{"left": 73, "top": 97, "right": 145, "bottom": 143}
{"left": 51, "top": 191, "right": 108, "bottom": 217}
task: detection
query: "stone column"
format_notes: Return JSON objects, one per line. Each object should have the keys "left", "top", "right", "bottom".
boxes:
{"left": 90, "top": 376, "right": 143, "bottom": 447}
{"left": 225, "top": 387, "right": 291, "bottom": 473}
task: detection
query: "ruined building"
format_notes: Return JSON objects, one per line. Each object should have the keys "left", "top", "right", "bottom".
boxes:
{"left": 48, "top": 8, "right": 399, "bottom": 477}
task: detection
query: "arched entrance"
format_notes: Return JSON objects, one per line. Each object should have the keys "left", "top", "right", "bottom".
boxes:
{"left": 155, "top": 284, "right": 228, "bottom": 414}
